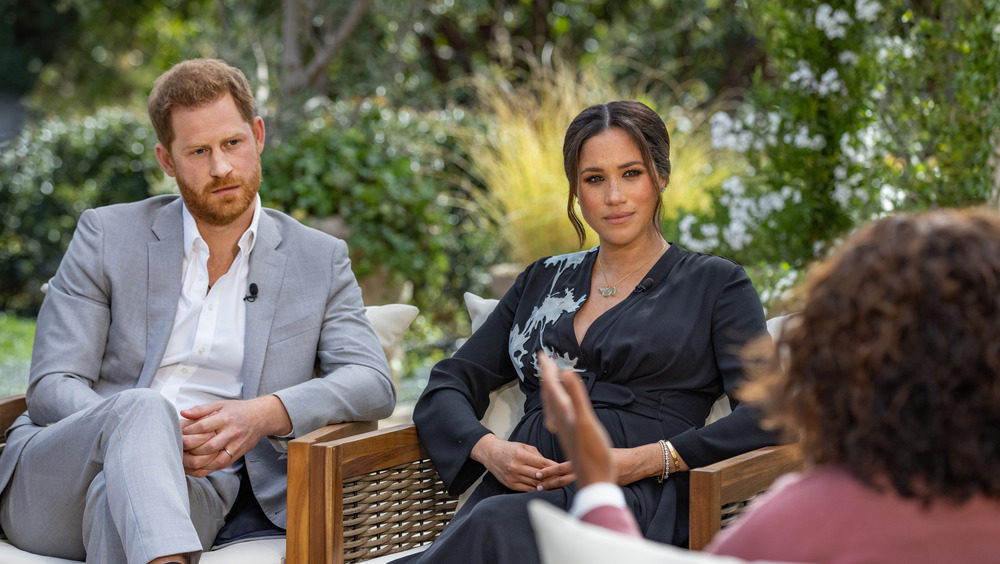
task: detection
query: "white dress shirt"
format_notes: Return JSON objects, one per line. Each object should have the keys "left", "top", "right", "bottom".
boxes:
{"left": 150, "top": 194, "right": 261, "bottom": 417}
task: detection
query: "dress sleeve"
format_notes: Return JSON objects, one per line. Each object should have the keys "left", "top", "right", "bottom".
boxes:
{"left": 412, "top": 266, "right": 531, "bottom": 495}
{"left": 666, "top": 263, "right": 778, "bottom": 468}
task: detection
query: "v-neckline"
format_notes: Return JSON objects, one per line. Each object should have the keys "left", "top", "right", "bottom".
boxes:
{"left": 572, "top": 244, "right": 680, "bottom": 347}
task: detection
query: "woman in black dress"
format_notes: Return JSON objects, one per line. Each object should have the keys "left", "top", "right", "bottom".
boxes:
{"left": 397, "top": 100, "right": 775, "bottom": 563}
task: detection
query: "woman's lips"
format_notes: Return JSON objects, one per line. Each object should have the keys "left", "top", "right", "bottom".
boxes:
{"left": 605, "top": 212, "right": 633, "bottom": 225}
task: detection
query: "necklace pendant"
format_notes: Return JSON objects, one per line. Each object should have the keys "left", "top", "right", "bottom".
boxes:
{"left": 598, "top": 285, "right": 616, "bottom": 297}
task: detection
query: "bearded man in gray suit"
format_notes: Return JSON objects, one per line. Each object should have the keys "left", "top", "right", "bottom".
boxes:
{"left": 0, "top": 58, "right": 395, "bottom": 564}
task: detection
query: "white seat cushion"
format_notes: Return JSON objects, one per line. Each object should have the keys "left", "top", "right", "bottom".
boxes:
{"left": 528, "top": 500, "right": 799, "bottom": 564}
{"left": 0, "top": 538, "right": 286, "bottom": 563}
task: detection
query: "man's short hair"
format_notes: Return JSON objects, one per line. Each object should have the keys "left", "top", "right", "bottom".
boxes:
{"left": 147, "top": 58, "right": 255, "bottom": 149}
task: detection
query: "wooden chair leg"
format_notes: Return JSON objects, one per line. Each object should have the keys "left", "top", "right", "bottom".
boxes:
{"left": 286, "top": 421, "right": 376, "bottom": 564}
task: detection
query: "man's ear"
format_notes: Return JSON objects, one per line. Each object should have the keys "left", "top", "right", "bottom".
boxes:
{"left": 253, "top": 116, "right": 265, "bottom": 154}
{"left": 154, "top": 143, "right": 177, "bottom": 177}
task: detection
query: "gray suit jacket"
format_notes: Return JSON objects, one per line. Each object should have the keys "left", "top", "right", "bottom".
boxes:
{"left": 0, "top": 195, "right": 395, "bottom": 528}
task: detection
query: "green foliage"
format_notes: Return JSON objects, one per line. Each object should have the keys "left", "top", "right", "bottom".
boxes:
{"left": 261, "top": 99, "right": 501, "bottom": 324}
{"left": 0, "top": 108, "right": 158, "bottom": 314}
{"left": 0, "top": 0, "right": 79, "bottom": 95}
{"left": 0, "top": 313, "right": 33, "bottom": 396}
{"left": 23, "top": 0, "right": 219, "bottom": 115}
{"left": 675, "top": 0, "right": 1000, "bottom": 309}
{"left": 14, "top": 1, "right": 768, "bottom": 126}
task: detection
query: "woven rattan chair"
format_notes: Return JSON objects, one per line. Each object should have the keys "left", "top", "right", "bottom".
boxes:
{"left": 301, "top": 425, "right": 802, "bottom": 563}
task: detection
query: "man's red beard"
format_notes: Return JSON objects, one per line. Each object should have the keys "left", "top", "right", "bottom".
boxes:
{"left": 177, "top": 158, "right": 262, "bottom": 227}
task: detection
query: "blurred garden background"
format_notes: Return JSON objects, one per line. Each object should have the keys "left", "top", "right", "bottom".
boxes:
{"left": 2, "top": 0, "right": 998, "bottom": 402}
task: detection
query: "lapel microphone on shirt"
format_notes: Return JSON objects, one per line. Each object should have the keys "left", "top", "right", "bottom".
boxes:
{"left": 633, "top": 278, "right": 654, "bottom": 293}
{"left": 244, "top": 283, "right": 258, "bottom": 302}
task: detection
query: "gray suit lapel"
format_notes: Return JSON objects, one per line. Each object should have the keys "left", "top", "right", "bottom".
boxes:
{"left": 138, "top": 199, "right": 185, "bottom": 389}
{"left": 242, "top": 210, "right": 287, "bottom": 399}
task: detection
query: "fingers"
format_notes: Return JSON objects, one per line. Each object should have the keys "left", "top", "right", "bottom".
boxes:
{"left": 181, "top": 431, "right": 216, "bottom": 452}
{"left": 179, "top": 402, "right": 223, "bottom": 422}
{"left": 183, "top": 449, "right": 232, "bottom": 477}
{"left": 180, "top": 410, "right": 222, "bottom": 436}
{"left": 538, "top": 472, "right": 576, "bottom": 491}
{"left": 535, "top": 461, "right": 575, "bottom": 491}
{"left": 538, "top": 353, "right": 578, "bottom": 436}
{"left": 482, "top": 439, "right": 562, "bottom": 492}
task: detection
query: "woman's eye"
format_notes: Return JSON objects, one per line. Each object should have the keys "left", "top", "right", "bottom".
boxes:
{"left": 623, "top": 169, "right": 642, "bottom": 178}
{"left": 584, "top": 175, "right": 604, "bottom": 184}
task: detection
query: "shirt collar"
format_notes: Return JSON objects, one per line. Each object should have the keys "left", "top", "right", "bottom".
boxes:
{"left": 182, "top": 193, "right": 262, "bottom": 258}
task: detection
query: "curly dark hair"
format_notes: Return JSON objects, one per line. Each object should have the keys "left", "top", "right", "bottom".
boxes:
{"left": 741, "top": 208, "right": 1000, "bottom": 504}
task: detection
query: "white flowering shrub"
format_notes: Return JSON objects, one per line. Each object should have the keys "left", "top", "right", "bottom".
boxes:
{"left": 669, "top": 0, "right": 1000, "bottom": 310}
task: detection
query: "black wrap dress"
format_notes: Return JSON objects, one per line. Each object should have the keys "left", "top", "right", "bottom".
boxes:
{"left": 398, "top": 244, "right": 776, "bottom": 564}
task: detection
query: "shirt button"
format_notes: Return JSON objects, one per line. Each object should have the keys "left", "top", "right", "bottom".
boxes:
{"left": 181, "top": 367, "right": 189, "bottom": 374}
{"left": 198, "top": 347, "right": 206, "bottom": 355}
{"left": 207, "top": 304, "right": 215, "bottom": 311}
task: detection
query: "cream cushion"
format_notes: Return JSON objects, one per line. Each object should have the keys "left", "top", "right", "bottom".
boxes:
{"left": 463, "top": 292, "right": 524, "bottom": 442}
{"left": 0, "top": 538, "right": 287, "bottom": 564}
{"left": 0, "top": 304, "right": 419, "bottom": 563}
{"left": 365, "top": 303, "right": 419, "bottom": 358}
{"left": 528, "top": 500, "right": 799, "bottom": 564}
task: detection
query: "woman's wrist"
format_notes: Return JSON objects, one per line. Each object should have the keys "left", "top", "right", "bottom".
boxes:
{"left": 666, "top": 441, "right": 689, "bottom": 472}
{"left": 470, "top": 432, "right": 499, "bottom": 464}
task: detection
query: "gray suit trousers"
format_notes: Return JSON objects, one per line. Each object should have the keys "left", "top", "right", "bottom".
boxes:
{"left": 0, "top": 389, "right": 240, "bottom": 563}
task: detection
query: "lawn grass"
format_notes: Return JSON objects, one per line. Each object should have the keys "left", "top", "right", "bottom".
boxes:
{"left": 0, "top": 313, "right": 34, "bottom": 396}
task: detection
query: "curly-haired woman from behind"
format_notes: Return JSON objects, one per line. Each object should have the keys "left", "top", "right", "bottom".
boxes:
{"left": 708, "top": 208, "right": 1000, "bottom": 562}
{"left": 541, "top": 207, "right": 1000, "bottom": 563}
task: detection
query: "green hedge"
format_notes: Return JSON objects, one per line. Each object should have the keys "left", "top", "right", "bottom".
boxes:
{"left": 261, "top": 100, "right": 500, "bottom": 324}
{"left": 0, "top": 108, "right": 157, "bottom": 314}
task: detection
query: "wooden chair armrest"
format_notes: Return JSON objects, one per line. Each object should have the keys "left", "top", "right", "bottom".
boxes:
{"left": 0, "top": 394, "right": 27, "bottom": 431}
{"left": 286, "top": 421, "right": 377, "bottom": 564}
{"left": 0, "top": 394, "right": 27, "bottom": 456}
{"left": 688, "top": 444, "right": 804, "bottom": 550}
{"left": 302, "top": 423, "right": 457, "bottom": 564}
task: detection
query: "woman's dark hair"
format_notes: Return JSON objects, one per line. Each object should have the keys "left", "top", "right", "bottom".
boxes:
{"left": 742, "top": 208, "right": 1000, "bottom": 504}
{"left": 562, "top": 101, "right": 671, "bottom": 247}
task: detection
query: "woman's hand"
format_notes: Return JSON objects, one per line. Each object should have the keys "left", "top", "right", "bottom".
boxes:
{"left": 538, "top": 352, "right": 687, "bottom": 488}
{"left": 471, "top": 433, "right": 570, "bottom": 491}
{"left": 538, "top": 353, "right": 617, "bottom": 488}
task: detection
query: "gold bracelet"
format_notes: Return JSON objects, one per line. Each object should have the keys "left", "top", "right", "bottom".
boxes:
{"left": 666, "top": 440, "right": 681, "bottom": 474}
{"left": 657, "top": 439, "right": 670, "bottom": 483}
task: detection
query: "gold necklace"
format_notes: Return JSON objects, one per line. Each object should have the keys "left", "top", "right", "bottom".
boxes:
{"left": 597, "top": 240, "right": 666, "bottom": 297}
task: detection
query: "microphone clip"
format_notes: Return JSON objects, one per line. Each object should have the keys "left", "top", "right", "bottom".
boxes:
{"left": 244, "top": 283, "right": 258, "bottom": 302}
{"left": 633, "top": 278, "right": 654, "bottom": 293}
